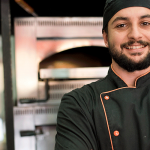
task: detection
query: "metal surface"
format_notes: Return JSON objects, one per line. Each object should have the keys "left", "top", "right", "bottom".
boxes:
{"left": 14, "top": 17, "right": 108, "bottom": 150}
{"left": 20, "top": 79, "right": 101, "bottom": 106}
{"left": 14, "top": 17, "right": 105, "bottom": 106}
{"left": 47, "top": 79, "right": 99, "bottom": 104}
{"left": 14, "top": 107, "right": 35, "bottom": 150}
{"left": 0, "top": 35, "right": 15, "bottom": 150}
{"left": 15, "top": 18, "right": 39, "bottom": 104}
{"left": 36, "top": 17, "right": 104, "bottom": 62}
{"left": 14, "top": 79, "right": 105, "bottom": 150}
{"left": 1, "top": 0, "right": 15, "bottom": 150}
{"left": 14, "top": 105, "right": 58, "bottom": 150}
{"left": 36, "top": 17, "right": 103, "bottom": 38}
{"left": 0, "top": 36, "right": 6, "bottom": 150}
{"left": 36, "top": 125, "right": 56, "bottom": 150}
{"left": 36, "top": 38, "right": 105, "bottom": 63}
{"left": 40, "top": 67, "right": 109, "bottom": 79}
{"left": 34, "top": 105, "right": 59, "bottom": 125}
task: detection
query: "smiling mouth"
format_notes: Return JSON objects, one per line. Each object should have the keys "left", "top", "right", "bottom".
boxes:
{"left": 121, "top": 40, "right": 149, "bottom": 50}
{"left": 125, "top": 45, "right": 147, "bottom": 50}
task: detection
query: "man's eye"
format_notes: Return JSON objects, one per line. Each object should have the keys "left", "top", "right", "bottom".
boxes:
{"left": 116, "top": 24, "right": 126, "bottom": 28}
{"left": 142, "top": 22, "right": 150, "bottom": 26}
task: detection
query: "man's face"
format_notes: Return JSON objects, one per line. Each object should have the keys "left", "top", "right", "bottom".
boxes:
{"left": 103, "top": 7, "right": 150, "bottom": 72}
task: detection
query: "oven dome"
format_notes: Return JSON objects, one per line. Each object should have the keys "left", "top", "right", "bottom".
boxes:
{"left": 39, "top": 46, "right": 111, "bottom": 69}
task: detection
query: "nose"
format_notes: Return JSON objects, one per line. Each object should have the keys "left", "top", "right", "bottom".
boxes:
{"left": 127, "top": 25, "right": 142, "bottom": 41}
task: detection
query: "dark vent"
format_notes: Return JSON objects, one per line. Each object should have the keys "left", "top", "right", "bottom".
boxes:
{"left": 16, "top": 21, "right": 34, "bottom": 26}
{"left": 37, "top": 20, "right": 103, "bottom": 26}
{"left": 35, "top": 107, "right": 58, "bottom": 114}
{"left": 14, "top": 109, "right": 34, "bottom": 115}
{"left": 50, "top": 83, "right": 84, "bottom": 90}
{"left": 50, "top": 93, "right": 65, "bottom": 100}
{"left": 20, "top": 97, "right": 36, "bottom": 100}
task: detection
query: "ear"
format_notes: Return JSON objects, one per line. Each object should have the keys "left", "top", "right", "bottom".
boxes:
{"left": 103, "top": 30, "right": 109, "bottom": 48}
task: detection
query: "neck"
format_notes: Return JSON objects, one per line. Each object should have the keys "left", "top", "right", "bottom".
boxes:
{"left": 111, "top": 60, "right": 150, "bottom": 87}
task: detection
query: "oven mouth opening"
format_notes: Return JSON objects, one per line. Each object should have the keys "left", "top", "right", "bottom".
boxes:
{"left": 39, "top": 46, "right": 111, "bottom": 69}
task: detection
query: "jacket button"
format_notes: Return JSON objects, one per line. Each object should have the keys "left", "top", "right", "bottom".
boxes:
{"left": 104, "top": 95, "right": 109, "bottom": 100}
{"left": 114, "top": 130, "right": 119, "bottom": 136}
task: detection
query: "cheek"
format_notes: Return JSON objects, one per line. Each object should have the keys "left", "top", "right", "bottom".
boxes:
{"left": 146, "top": 35, "right": 150, "bottom": 42}
{"left": 108, "top": 31, "right": 126, "bottom": 47}
{"left": 108, "top": 36, "right": 120, "bottom": 46}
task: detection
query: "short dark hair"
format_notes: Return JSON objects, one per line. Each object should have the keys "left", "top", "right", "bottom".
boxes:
{"left": 102, "top": 24, "right": 108, "bottom": 34}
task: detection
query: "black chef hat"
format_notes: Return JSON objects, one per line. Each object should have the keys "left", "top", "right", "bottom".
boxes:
{"left": 103, "top": 0, "right": 150, "bottom": 31}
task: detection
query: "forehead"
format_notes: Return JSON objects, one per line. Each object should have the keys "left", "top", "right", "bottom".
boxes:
{"left": 109, "top": 7, "right": 150, "bottom": 24}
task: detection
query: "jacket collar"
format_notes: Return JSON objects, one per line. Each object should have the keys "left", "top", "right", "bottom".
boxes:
{"left": 107, "top": 65, "right": 150, "bottom": 88}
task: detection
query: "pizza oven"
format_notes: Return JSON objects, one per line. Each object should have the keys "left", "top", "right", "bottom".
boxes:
{"left": 13, "top": 17, "right": 111, "bottom": 150}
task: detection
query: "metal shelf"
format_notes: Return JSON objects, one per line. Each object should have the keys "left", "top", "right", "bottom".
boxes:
{"left": 40, "top": 67, "right": 109, "bottom": 79}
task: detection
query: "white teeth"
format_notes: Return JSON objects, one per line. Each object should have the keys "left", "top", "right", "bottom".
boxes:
{"left": 126, "top": 45, "right": 145, "bottom": 49}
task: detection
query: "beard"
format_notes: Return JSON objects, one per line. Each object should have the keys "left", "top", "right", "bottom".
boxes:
{"left": 108, "top": 40, "right": 150, "bottom": 72}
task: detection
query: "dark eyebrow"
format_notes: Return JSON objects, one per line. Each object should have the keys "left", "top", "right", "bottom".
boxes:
{"left": 111, "top": 17, "right": 129, "bottom": 25}
{"left": 140, "top": 14, "right": 150, "bottom": 19}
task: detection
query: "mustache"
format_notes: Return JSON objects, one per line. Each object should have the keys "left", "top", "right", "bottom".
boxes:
{"left": 120, "top": 40, "right": 150, "bottom": 49}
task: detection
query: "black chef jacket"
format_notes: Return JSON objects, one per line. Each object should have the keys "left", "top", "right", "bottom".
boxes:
{"left": 55, "top": 66, "right": 150, "bottom": 150}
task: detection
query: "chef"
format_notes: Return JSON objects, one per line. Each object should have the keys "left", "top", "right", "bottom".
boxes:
{"left": 55, "top": 0, "right": 150, "bottom": 149}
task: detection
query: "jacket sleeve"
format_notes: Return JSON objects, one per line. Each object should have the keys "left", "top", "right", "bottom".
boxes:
{"left": 55, "top": 90, "right": 98, "bottom": 150}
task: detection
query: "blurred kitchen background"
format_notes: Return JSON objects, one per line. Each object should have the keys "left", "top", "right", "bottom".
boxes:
{"left": 0, "top": 0, "right": 110, "bottom": 150}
